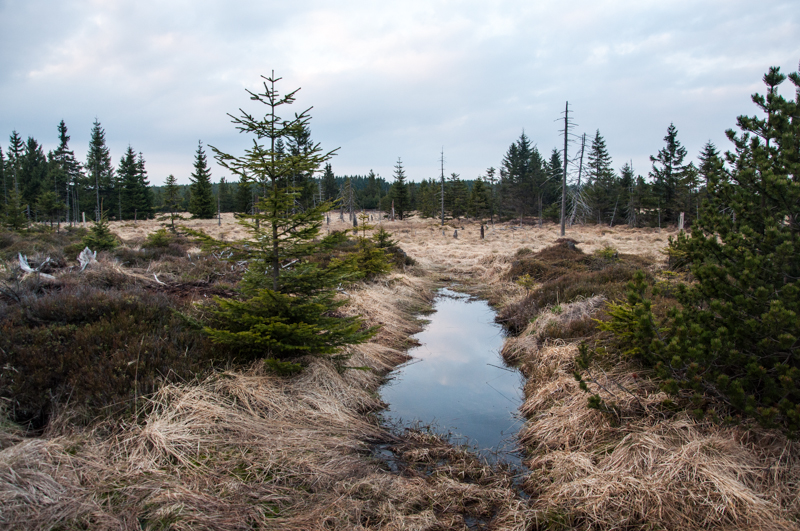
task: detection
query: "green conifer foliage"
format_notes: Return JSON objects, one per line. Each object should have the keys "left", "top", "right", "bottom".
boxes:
{"left": 136, "top": 152, "right": 154, "bottom": 219}
{"left": 82, "top": 211, "right": 118, "bottom": 250}
{"left": 86, "top": 120, "right": 115, "bottom": 221}
{"left": 390, "top": 158, "right": 409, "bottom": 219}
{"left": 202, "top": 73, "right": 374, "bottom": 363}
{"left": 446, "top": 172, "right": 468, "bottom": 219}
{"left": 606, "top": 66, "right": 800, "bottom": 432}
{"left": 7, "top": 131, "right": 24, "bottom": 194}
{"left": 585, "top": 130, "right": 617, "bottom": 224}
{"left": 21, "top": 137, "right": 48, "bottom": 215}
{"left": 649, "top": 123, "right": 688, "bottom": 224}
{"left": 218, "top": 177, "right": 234, "bottom": 212}
{"left": 468, "top": 178, "right": 490, "bottom": 219}
{"left": 322, "top": 163, "right": 338, "bottom": 202}
{"left": 235, "top": 174, "right": 252, "bottom": 214}
{"left": 2, "top": 187, "right": 27, "bottom": 230}
{"left": 118, "top": 146, "right": 139, "bottom": 219}
{"left": 162, "top": 174, "right": 182, "bottom": 229}
{"left": 0, "top": 147, "right": 6, "bottom": 209}
{"left": 188, "top": 141, "right": 215, "bottom": 219}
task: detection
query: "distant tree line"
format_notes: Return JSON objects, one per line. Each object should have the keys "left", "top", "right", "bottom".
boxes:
{"left": 1, "top": 120, "right": 154, "bottom": 228}
{"left": 2, "top": 116, "right": 724, "bottom": 230}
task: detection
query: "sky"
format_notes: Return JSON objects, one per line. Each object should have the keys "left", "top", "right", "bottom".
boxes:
{"left": 1, "top": 0, "right": 798, "bottom": 185}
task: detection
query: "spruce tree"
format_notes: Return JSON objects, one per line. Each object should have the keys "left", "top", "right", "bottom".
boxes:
{"left": 619, "top": 162, "right": 636, "bottom": 227}
{"left": 322, "top": 163, "right": 338, "bottom": 201}
{"left": 235, "top": 174, "right": 253, "bottom": 214}
{"left": 446, "top": 172, "right": 468, "bottom": 219}
{"left": 51, "top": 121, "right": 83, "bottom": 224}
{"left": 364, "top": 169, "right": 380, "bottom": 208}
{"left": 390, "top": 157, "right": 409, "bottom": 219}
{"left": 136, "top": 152, "right": 153, "bottom": 219}
{"left": 500, "top": 132, "right": 536, "bottom": 220}
{"left": 585, "top": 130, "right": 617, "bottom": 224}
{"left": 188, "top": 141, "right": 216, "bottom": 218}
{"left": 2, "top": 187, "right": 27, "bottom": 230}
{"left": 697, "top": 141, "right": 726, "bottom": 209}
{"left": 218, "top": 177, "right": 234, "bottom": 212}
{"left": 0, "top": 147, "right": 5, "bottom": 209}
{"left": 649, "top": 123, "right": 688, "bottom": 224}
{"left": 7, "top": 131, "right": 24, "bottom": 194}
{"left": 36, "top": 190, "right": 65, "bottom": 228}
{"left": 468, "top": 178, "right": 490, "bottom": 220}
{"left": 543, "top": 149, "right": 563, "bottom": 224}
{"left": 118, "top": 146, "right": 140, "bottom": 219}
{"left": 20, "top": 137, "right": 48, "bottom": 217}
{"left": 163, "top": 174, "right": 181, "bottom": 229}
{"left": 202, "top": 73, "right": 373, "bottom": 363}
{"left": 86, "top": 120, "right": 114, "bottom": 221}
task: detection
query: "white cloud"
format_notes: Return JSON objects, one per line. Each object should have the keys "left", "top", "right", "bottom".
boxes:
{"left": 1, "top": 0, "right": 798, "bottom": 183}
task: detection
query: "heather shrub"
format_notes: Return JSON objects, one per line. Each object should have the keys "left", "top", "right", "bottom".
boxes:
{"left": 0, "top": 286, "right": 218, "bottom": 428}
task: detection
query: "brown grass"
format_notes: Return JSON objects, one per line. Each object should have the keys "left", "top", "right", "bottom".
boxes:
{"left": 3, "top": 215, "right": 798, "bottom": 530}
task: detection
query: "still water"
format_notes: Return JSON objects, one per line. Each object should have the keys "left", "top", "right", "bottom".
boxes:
{"left": 380, "top": 288, "right": 523, "bottom": 459}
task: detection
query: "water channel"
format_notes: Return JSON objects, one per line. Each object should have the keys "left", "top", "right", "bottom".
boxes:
{"left": 380, "top": 288, "right": 524, "bottom": 462}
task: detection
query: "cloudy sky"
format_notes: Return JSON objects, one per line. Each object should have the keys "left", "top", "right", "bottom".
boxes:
{"left": 1, "top": 0, "right": 798, "bottom": 185}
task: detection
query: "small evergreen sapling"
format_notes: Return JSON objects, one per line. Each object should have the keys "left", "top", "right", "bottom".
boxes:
{"left": 196, "top": 73, "right": 375, "bottom": 366}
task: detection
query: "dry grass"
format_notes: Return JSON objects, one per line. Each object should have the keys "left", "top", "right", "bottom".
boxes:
{"left": 500, "top": 267, "right": 800, "bottom": 530}
{"left": 4, "top": 215, "right": 797, "bottom": 530}
{"left": 0, "top": 253, "right": 526, "bottom": 529}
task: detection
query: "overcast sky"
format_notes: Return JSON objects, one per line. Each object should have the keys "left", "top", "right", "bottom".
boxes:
{"left": 1, "top": 0, "right": 798, "bottom": 185}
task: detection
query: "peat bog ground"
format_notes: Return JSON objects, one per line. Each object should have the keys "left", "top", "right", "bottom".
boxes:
{"left": 1, "top": 213, "right": 798, "bottom": 530}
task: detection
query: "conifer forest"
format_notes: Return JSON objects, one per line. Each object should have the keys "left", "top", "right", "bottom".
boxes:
{"left": 0, "top": 63, "right": 798, "bottom": 530}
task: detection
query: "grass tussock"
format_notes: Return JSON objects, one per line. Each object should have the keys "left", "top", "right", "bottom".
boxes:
{"left": 7, "top": 217, "right": 796, "bottom": 530}
{"left": 492, "top": 234, "right": 800, "bottom": 530}
{"left": 0, "top": 266, "right": 532, "bottom": 530}
{"left": 497, "top": 240, "right": 655, "bottom": 334}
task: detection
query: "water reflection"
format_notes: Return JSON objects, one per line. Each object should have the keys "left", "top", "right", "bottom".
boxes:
{"left": 380, "top": 288, "right": 523, "bottom": 459}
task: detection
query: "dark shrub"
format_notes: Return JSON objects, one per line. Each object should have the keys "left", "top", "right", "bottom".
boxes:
{"left": 0, "top": 286, "right": 218, "bottom": 428}
{"left": 498, "top": 241, "right": 654, "bottom": 334}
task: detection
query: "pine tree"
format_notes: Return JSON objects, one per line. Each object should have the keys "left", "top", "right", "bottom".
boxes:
{"left": 608, "top": 65, "right": 800, "bottom": 432}
{"left": 86, "top": 120, "right": 115, "bottom": 221}
{"left": 390, "top": 157, "right": 409, "bottom": 219}
{"left": 202, "top": 73, "right": 372, "bottom": 364}
{"left": 649, "top": 123, "right": 688, "bottom": 224}
{"left": 188, "top": 140, "right": 215, "bottom": 218}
